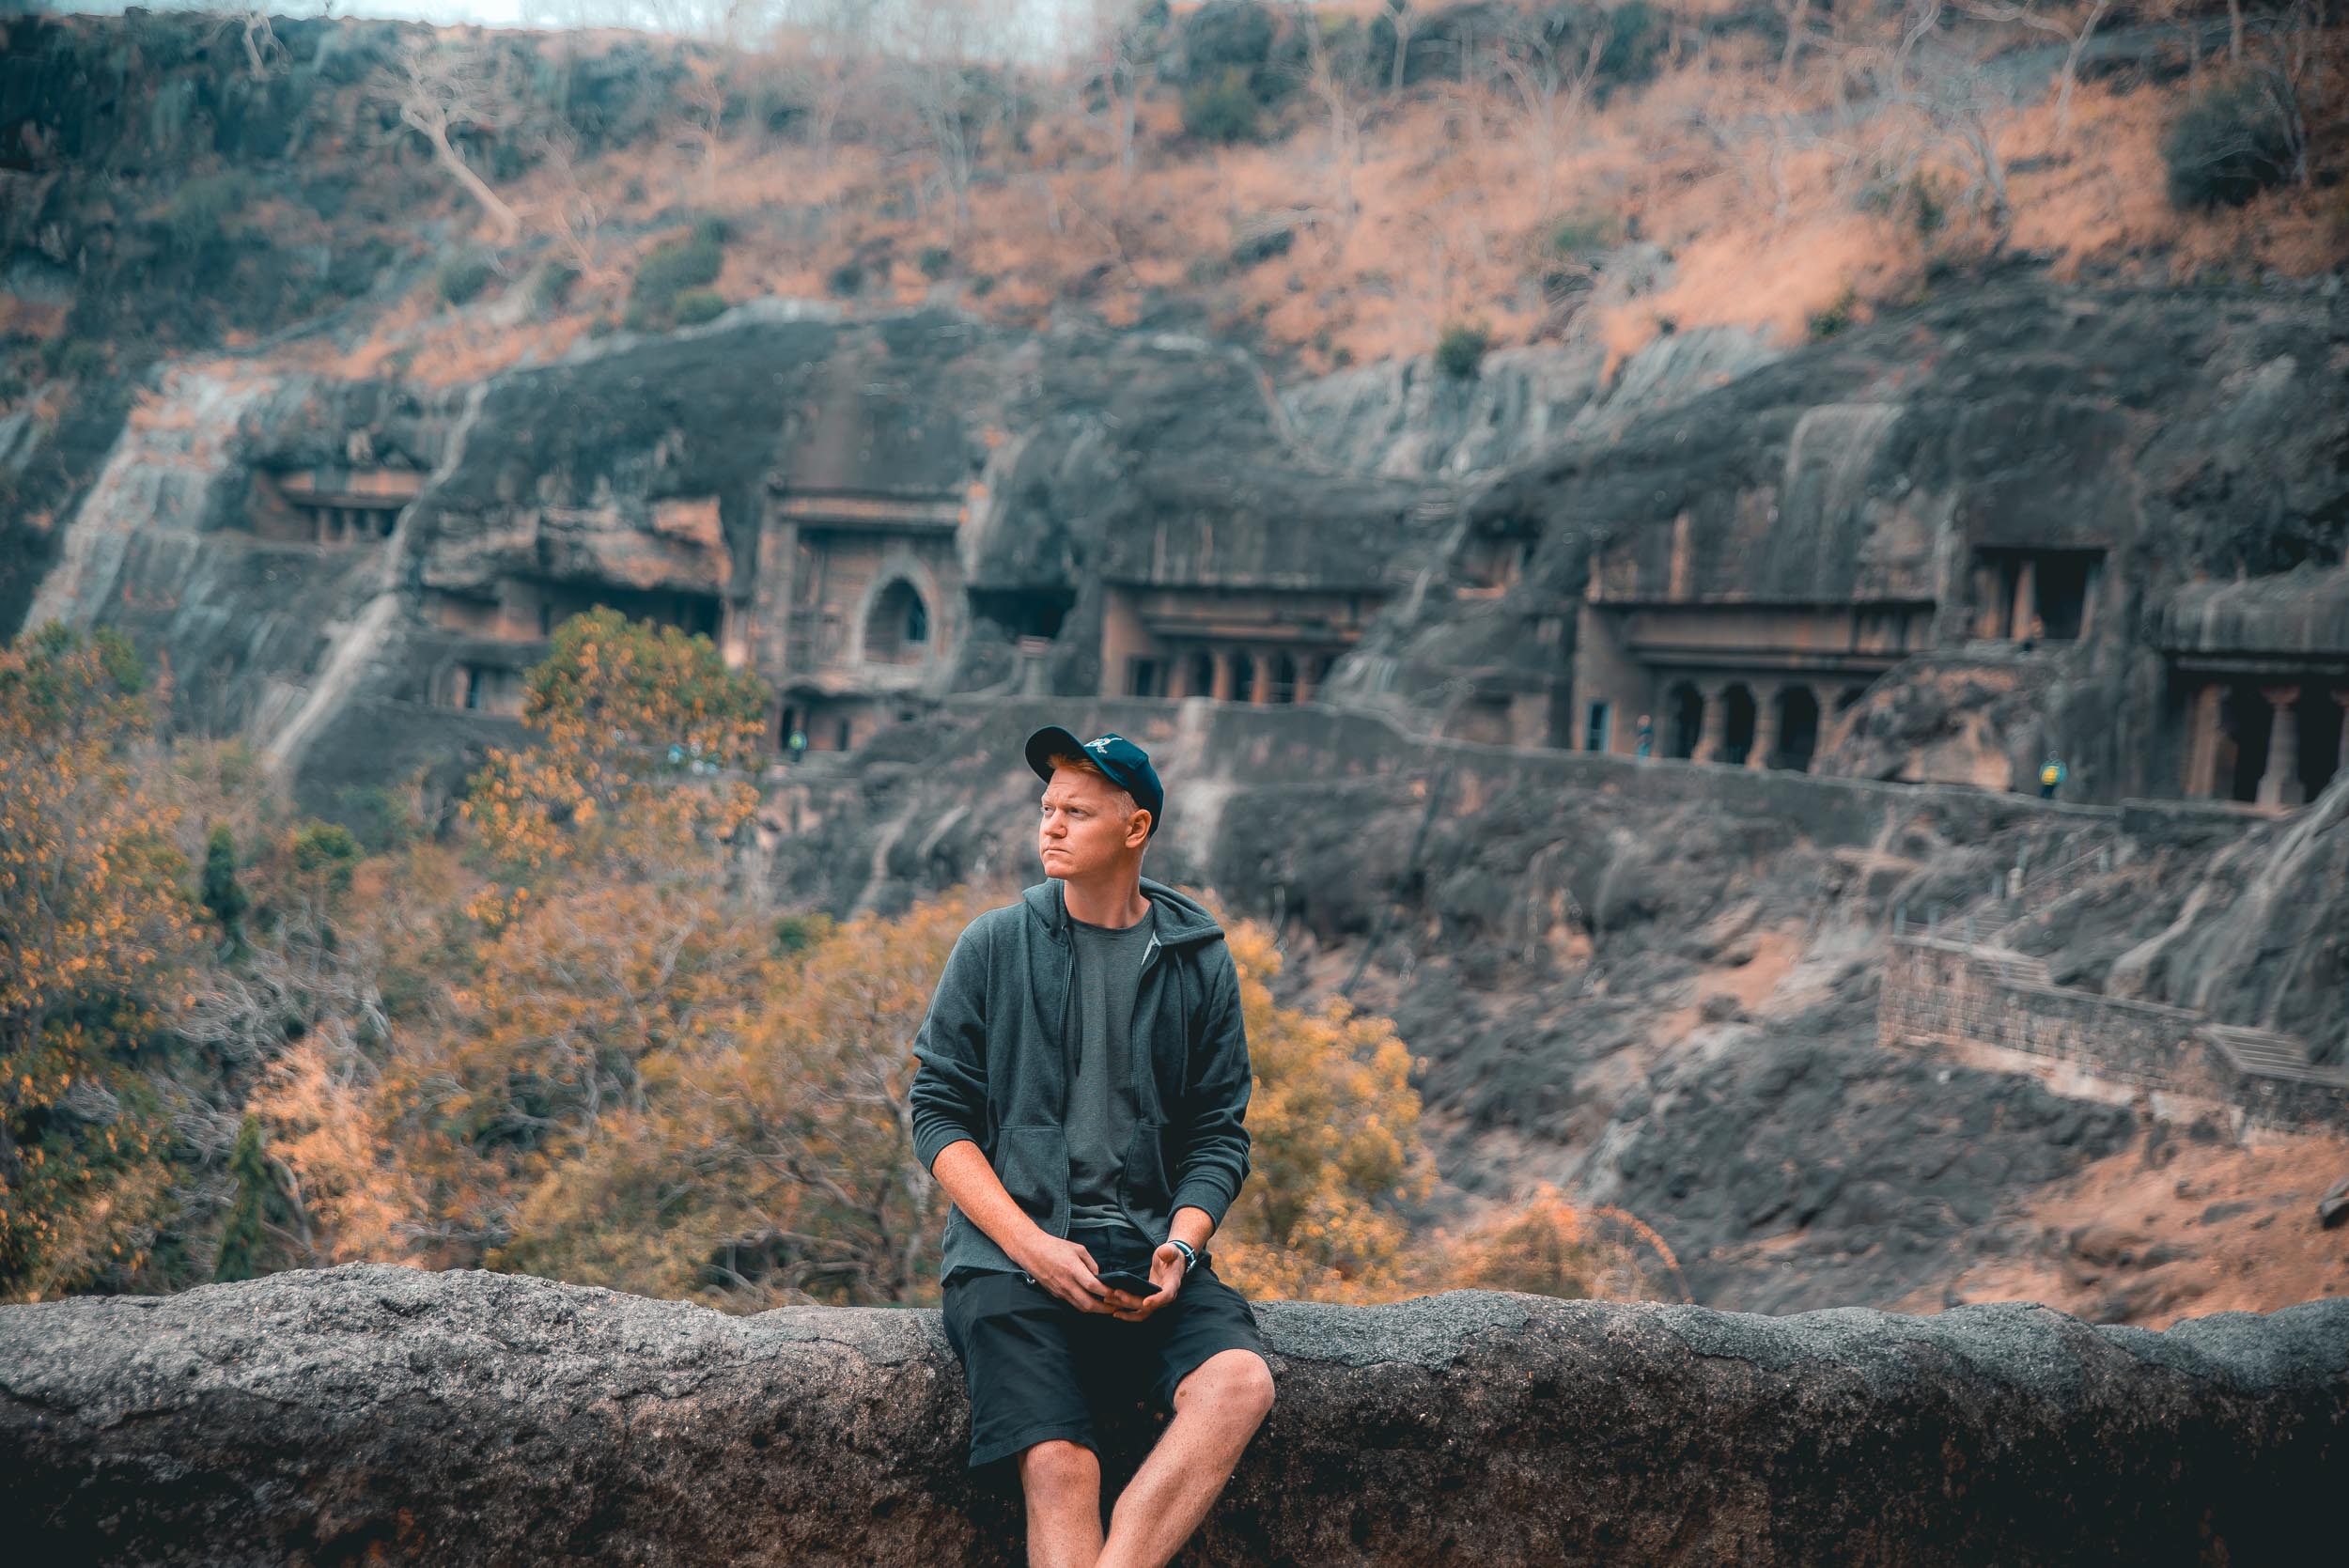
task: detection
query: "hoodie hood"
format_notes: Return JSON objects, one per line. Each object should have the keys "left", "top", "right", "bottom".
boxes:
{"left": 1022, "top": 875, "right": 1226, "bottom": 952}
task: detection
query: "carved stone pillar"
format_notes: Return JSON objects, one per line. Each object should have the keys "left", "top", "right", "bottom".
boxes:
{"left": 2184, "top": 685, "right": 2223, "bottom": 800}
{"left": 2011, "top": 557, "right": 2038, "bottom": 642}
{"left": 1747, "top": 684, "right": 1781, "bottom": 770}
{"left": 2256, "top": 687, "right": 2303, "bottom": 807}
{"left": 1295, "top": 655, "right": 1316, "bottom": 706}
{"left": 1692, "top": 683, "right": 1728, "bottom": 765}
{"left": 1210, "top": 649, "right": 1234, "bottom": 703}
{"left": 1250, "top": 650, "right": 1273, "bottom": 706}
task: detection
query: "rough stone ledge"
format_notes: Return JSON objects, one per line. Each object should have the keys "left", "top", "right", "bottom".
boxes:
{"left": 3, "top": 1263, "right": 2342, "bottom": 1566}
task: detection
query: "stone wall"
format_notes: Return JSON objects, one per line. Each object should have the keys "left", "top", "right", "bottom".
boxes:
{"left": 939, "top": 692, "right": 2123, "bottom": 858}
{"left": 4, "top": 1264, "right": 2344, "bottom": 1567}
{"left": 1878, "top": 937, "right": 2349, "bottom": 1133}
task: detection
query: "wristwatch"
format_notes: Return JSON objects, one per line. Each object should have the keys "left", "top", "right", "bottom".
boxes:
{"left": 1165, "top": 1237, "right": 1199, "bottom": 1273}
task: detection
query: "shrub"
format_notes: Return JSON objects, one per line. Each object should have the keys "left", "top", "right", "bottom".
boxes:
{"left": 438, "top": 251, "right": 499, "bottom": 305}
{"left": 1808, "top": 285, "right": 1859, "bottom": 340}
{"left": 632, "top": 235, "right": 725, "bottom": 305}
{"left": 1545, "top": 212, "right": 1614, "bottom": 259}
{"left": 1595, "top": 0, "right": 1668, "bottom": 94}
{"left": 529, "top": 260, "right": 579, "bottom": 314}
{"left": 692, "top": 213, "right": 731, "bottom": 246}
{"left": 1434, "top": 319, "right": 1490, "bottom": 379}
{"left": 162, "top": 171, "right": 250, "bottom": 254}
{"left": 1183, "top": 67, "right": 1261, "bottom": 144}
{"left": 2163, "top": 78, "right": 2295, "bottom": 210}
{"left": 827, "top": 259, "right": 864, "bottom": 297}
{"left": 1179, "top": 1, "right": 1277, "bottom": 86}
{"left": 917, "top": 244, "right": 954, "bottom": 279}
{"left": 672, "top": 287, "right": 727, "bottom": 326}
{"left": 41, "top": 338, "right": 107, "bottom": 380}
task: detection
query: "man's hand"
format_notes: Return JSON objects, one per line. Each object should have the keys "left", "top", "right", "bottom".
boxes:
{"left": 1108, "top": 1242, "right": 1188, "bottom": 1322}
{"left": 1019, "top": 1232, "right": 1116, "bottom": 1313}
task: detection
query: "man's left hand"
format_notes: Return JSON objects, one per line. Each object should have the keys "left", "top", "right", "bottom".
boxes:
{"left": 1107, "top": 1242, "right": 1188, "bottom": 1322}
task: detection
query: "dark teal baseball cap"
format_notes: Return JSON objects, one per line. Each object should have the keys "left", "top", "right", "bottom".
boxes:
{"left": 1025, "top": 724, "right": 1163, "bottom": 839}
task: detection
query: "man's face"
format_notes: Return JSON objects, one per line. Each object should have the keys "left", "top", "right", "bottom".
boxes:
{"left": 1038, "top": 766, "right": 1147, "bottom": 879}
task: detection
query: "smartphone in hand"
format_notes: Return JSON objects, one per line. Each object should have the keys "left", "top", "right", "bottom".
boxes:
{"left": 1096, "top": 1267, "right": 1161, "bottom": 1297}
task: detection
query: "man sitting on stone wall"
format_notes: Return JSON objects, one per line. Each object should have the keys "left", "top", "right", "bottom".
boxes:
{"left": 910, "top": 724, "right": 1277, "bottom": 1568}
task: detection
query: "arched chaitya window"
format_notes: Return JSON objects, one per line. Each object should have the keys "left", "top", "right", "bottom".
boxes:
{"left": 864, "top": 579, "right": 930, "bottom": 665}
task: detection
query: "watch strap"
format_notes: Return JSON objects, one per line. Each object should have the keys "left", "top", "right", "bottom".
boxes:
{"left": 1166, "top": 1237, "right": 1199, "bottom": 1272}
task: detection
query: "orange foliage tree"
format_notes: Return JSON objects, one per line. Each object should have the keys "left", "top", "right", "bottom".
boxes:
{"left": 0, "top": 625, "right": 199, "bottom": 1302}
{"left": 459, "top": 606, "right": 769, "bottom": 915}
{"left": 1208, "top": 914, "right": 1438, "bottom": 1304}
{"left": 497, "top": 890, "right": 989, "bottom": 1307}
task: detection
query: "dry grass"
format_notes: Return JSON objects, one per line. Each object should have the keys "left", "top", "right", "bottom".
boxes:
{"left": 286, "top": 15, "right": 2349, "bottom": 385}
{"left": 1901, "top": 1133, "right": 2349, "bottom": 1327}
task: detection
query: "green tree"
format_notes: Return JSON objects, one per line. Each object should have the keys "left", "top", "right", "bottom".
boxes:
{"left": 214, "top": 1111, "right": 288, "bottom": 1282}
{"left": 201, "top": 824, "right": 249, "bottom": 955}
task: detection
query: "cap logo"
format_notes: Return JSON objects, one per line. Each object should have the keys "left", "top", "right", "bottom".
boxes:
{"left": 1085, "top": 737, "right": 1113, "bottom": 753}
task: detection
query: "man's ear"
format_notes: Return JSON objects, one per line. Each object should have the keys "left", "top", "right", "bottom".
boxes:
{"left": 1128, "top": 808, "right": 1153, "bottom": 848}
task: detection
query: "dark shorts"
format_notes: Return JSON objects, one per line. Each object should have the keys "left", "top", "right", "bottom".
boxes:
{"left": 940, "top": 1222, "right": 1269, "bottom": 1471}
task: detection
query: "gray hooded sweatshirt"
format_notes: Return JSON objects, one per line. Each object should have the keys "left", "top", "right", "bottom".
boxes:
{"left": 909, "top": 875, "right": 1253, "bottom": 1284}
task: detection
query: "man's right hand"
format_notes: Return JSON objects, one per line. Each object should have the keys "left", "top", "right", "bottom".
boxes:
{"left": 1017, "top": 1232, "right": 1116, "bottom": 1313}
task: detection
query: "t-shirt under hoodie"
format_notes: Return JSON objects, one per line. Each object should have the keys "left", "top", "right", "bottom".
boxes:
{"left": 1062, "top": 904, "right": 1156, "bottom": 1237}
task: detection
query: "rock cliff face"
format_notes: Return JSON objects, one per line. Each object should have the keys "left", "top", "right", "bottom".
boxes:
{"left": 1344, "top": 282, "right": 2349, "bottom": 802}
{"left": 4, "top": 1263, "right": 2343, "bottom": 1567}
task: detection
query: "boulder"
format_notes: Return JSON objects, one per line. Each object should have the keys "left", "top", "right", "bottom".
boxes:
{"left": 3, "top": 1263, "right": 2343, "bottom": 1565}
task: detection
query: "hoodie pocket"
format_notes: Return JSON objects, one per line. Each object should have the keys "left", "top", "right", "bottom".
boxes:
{"left": 993, "top": 1126, "right": 1069, "bottom": 1235}
{"left": 1119, "top": 1119, "right": 1172, "bottom": 1215}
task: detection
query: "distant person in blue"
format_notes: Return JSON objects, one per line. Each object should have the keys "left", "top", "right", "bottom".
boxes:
{"left": 2039, "top": 757, "right": 2067, "bottom": 800}
{"left": 912, "top": 725, "right": 1274, "bottom": 1567}
{"left": 1636, "top": 712, "right": 1654, "bottom": 759}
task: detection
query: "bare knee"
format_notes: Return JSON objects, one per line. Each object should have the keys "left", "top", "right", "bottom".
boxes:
{"left": 1177, "top": 1348, "right": 1275, "bottom": 1425}
{"left": 1018, "top": 1437, "right": 1100, "bottom": 1501}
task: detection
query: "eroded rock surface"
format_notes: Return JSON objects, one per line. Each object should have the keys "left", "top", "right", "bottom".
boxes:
{"left": 3, "top": 1264, "right": 2343, "bottom": 1566}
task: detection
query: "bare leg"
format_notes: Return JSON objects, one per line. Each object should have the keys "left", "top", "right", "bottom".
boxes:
{"left": 1096, "top": 1349, "right": 1276, "bottom": 1568}
{"left": 1019, "top": 1438, "right": 1106, "bottom": 1568}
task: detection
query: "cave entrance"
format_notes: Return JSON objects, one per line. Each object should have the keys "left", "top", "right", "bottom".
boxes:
{"left": 1186, "top": 649, "right": 1215, "bottom": 698}
{"left": 864, "top": 579, "right": 930, "bottom": 666}
{"left": 1776, "top": 686, "right": 1822, "bottom": 772}
{"left": 1722, "top": 684, "right": 1758, "bottom": 766}
{"left": 2303, "top": 688, "right": 2344, "bottom": 799}
{"left": 1664, "top": 681, "right": 1702, "bottom": 759}
{"left": 966, "top": 587, "right": 1073, "bottom": 641}
{"left": 1268, "top": 652, "right": 1297, "bottom": 705}
{"left": 2222, "top": 683, "right": 2269, "bottom": 802}
{"left": 1231, "top": 650, "right": 1256, "bottom": 705}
